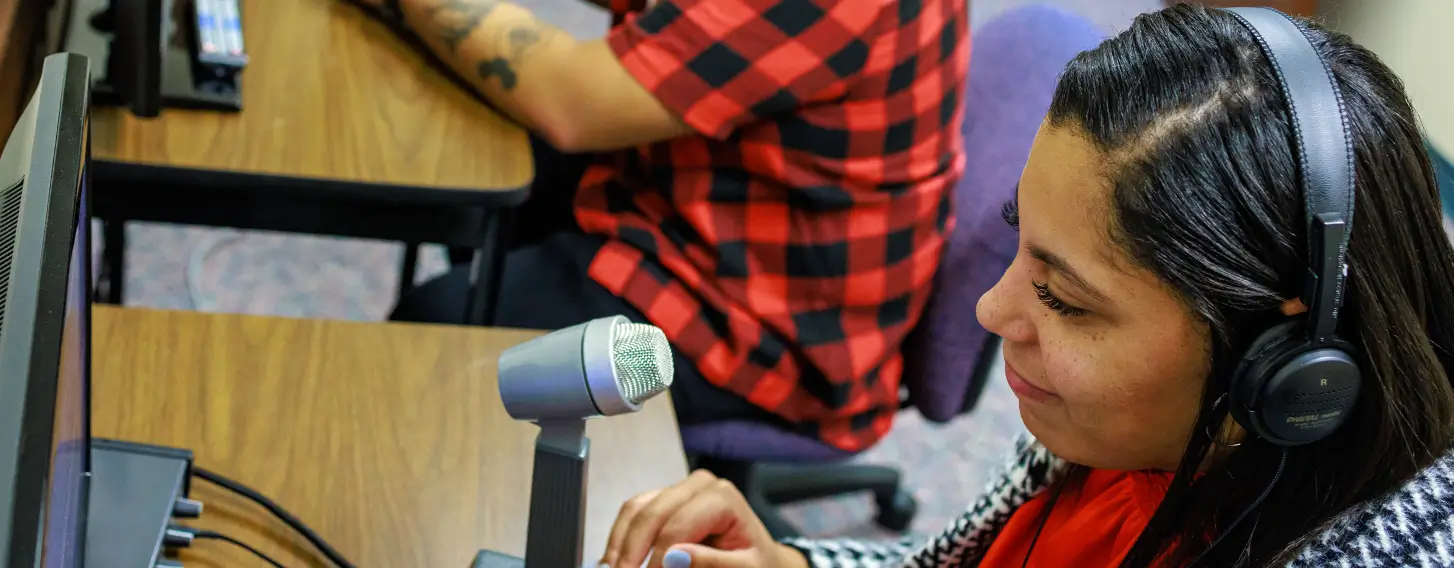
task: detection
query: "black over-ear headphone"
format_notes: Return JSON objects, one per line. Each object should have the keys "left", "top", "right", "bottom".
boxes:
{"left": 1186, "top": 10, "right": 1361, "bottom": 565}
{"left": 1224, "top": 7, "right": 1362, "bottom": 447}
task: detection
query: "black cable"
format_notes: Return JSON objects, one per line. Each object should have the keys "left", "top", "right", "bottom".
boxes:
{"left": 193, "top": 530, "right": 287, "bottom": 568}
{"left": 1186, "top": 449, "right": 1290, "bottom": 568}
{"left": 192, "top": 467, "right": 357, "bottom": 568}
{"left": 1021, "top": 473, "right": 1068, "bottom": 568}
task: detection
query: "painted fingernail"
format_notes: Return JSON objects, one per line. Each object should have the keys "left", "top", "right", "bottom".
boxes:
{"left": 662, "top": 549, "right": 691, "bottom": 568}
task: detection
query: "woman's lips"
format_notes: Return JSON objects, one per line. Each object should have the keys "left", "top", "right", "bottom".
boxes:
{"left": 1004, "top": 359, "right": 1058, "bottom": 402}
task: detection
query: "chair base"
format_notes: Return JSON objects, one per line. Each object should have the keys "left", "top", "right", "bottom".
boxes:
{"left": 693, "top": 456, "right": 919, "bottom": 539}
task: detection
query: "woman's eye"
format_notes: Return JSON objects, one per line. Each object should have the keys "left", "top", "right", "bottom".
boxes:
{"left": 1032, "top": 280, "right": 1088, "bottom": 317}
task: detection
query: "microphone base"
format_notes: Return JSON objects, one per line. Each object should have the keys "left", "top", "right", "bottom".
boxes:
{"left": 524, "top": 419, "right": 590, "bottom": 567}
{"left": 470, "top": 550, "right": 523, "bottom": 568}
{"left": 475, "top": 420, "right": 590, "bottom": 568}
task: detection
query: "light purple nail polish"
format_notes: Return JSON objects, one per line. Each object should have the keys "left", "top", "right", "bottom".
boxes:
{"left": 662, "top": 549, "right": 692, "bottom": 568}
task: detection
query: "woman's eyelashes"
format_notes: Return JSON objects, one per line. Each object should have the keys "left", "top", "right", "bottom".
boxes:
{"left": 1001, "top": 197, "right": 1020, "bottom": 230}
{"left": 1033, "top": 280, "right": 1088, "bottom": 317}
{"left": 1003, "top": 191, "right": 1084, "bottom": 318}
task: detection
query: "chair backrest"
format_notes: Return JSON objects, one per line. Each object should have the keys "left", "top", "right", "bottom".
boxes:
{"left": 899, "top": 5, "right": 1107, "bottom": 423}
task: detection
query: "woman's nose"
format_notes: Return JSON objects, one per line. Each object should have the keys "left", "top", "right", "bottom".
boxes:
{"left": 976, "top": 266, "right": 1034, "bottom": 344}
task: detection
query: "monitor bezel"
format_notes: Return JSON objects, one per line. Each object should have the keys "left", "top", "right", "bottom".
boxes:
{"left": 0, "top": 52, "right": 93, "bottom": 568}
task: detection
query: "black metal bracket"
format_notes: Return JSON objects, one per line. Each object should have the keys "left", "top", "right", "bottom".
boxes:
{"left": 473, "top": 420, "right": 589, "bottom": 568}
{"left": 66, "top": 0, "right": 245, "bottom": 114}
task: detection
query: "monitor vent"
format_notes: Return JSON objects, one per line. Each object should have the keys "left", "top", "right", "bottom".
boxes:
{"left": 0, "top": 179, "right": 26, "bottom": 331}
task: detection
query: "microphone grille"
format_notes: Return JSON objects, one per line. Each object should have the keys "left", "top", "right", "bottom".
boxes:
{"left": 611, "top": 322, "right": 674, "bottom": 405}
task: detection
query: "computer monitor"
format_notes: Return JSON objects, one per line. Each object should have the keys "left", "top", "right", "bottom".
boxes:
{"left": 0, "top": 52, "right": 94, "bottom": 568}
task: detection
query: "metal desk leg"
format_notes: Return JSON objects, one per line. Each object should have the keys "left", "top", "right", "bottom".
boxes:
{"left": 98, "top": 220, "right": 126, "bottom": 304}
{"left": 397, "top": 242, "right": 420, "bottom": 301}
{"left": 464, "top": 210, "right": 507, "bottom": 326}
{"left": 448, "top": 246, "right": 475, "bottom": 266}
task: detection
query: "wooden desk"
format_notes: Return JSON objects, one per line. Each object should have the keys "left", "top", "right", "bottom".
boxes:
{"left": 92, "top": 306, "right": 688, "bottom": 567}
{"left": 0, "top": 0, "right": 46, "bottom": 141}
{"left": 89, "top": 0, "right": 532, "bottom": 192}
{"left": 67, "top": 0, "right": 536, "bottom": 322}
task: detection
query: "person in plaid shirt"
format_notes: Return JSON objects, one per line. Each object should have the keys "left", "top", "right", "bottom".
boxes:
{"left": 360, "top": 0, "right": 968, "bottom": 452}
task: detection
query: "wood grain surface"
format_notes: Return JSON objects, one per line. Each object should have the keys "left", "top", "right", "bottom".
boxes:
{"left": 92, "top": 306, "right": 687, "bottom": 567}
{"left": 0, "top": 0, "right": 46, "bottom": 142}
{"left": 90, "top": 0, "right": 533, "bottom": 192}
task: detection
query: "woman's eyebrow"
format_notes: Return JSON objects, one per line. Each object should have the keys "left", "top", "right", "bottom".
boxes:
{"left": 1028, "top": 244, "right": 1110, "bottom": 303}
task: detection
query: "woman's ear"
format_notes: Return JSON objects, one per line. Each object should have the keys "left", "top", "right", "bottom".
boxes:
{"left": 1280, "top": 298, "right": 1310, "bottom": 317}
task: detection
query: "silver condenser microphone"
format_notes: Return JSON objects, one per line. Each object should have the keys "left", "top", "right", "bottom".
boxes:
{"left": 498, "top": 315, "right": 674, "bottom": 420}
{"left": 475, "top": 315, "right": 675, "bottom": 568}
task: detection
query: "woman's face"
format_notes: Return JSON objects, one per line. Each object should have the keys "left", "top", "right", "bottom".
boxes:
{"left": 976, "top": 123, "right": 1212, "bottom": 472}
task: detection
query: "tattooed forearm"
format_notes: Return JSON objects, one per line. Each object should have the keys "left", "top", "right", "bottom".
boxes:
{"left": 426, "top": 0, "right": 501, "bottom": 51}
{"left": 477, "top": 59, "right": 518, "bottom": 89}
{"left": 399, "top": 0, "right": 571, "bottom": 106}
{"left": 475, "top": 21, "right": 547, "bottom": 91}
{"left": 505, "top": 26, "right": 541, "bottom": 60}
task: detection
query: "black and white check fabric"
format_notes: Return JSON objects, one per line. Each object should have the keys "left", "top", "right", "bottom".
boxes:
{"left": 781, "top": 436, "right": 1061, "bottom": 567}
{"left": 1285, "top": 454, "right": 1454, "bottom": 567}
{"left": 783, "top": 434, "right": 1454, "bottom": 567}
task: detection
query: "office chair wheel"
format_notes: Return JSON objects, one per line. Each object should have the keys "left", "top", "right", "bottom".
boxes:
{"left": 873, "top": 489, "right": 917, "bottom": 532}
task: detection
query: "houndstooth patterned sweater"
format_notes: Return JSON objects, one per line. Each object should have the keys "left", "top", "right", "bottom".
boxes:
{"left": 782, "top": 434, "right": 1454, "bottom": 567}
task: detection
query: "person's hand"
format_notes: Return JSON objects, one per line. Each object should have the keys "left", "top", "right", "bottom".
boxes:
{"left": 601, "top": 470, "right": 810, "bottom": 568}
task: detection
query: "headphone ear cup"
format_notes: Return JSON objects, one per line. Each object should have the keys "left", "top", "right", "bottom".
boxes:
{"left": 1228, "top": 321, "right": 1302, "bottom": 435}
{"left": 1228, "top": 320, "right": 1362, "bottom": 446}
{"left": 1253, "top": 344, "right": 1361, "bottom": 446}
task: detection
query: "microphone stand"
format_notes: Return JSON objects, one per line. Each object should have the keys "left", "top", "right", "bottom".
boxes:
{"left": 473, "top": 419, "right": 590, "bottom": 568}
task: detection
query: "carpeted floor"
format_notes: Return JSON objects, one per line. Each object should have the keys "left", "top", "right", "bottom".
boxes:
{"left": 113, "top": 0, "right": 1454, "bottom": 541}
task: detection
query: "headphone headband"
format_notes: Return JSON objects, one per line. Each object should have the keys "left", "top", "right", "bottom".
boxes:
{"left": 1225, "top": 7, "right": 1355, "bottom": 345}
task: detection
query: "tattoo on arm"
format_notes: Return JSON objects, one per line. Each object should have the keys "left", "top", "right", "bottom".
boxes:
{"left": 418, "top": 0, "right": 559, "bottom": 92}
{"left": 427, "top": 0, "right": 501, "bottom": 52}
{"left": 477, "top": 59, "right": 519, "bottom": 89}
{"left": 476, "top": 22, "right": 546, "bottom": 91}
{"left": 506, "top": 26, "right": 543, "bottom": 60}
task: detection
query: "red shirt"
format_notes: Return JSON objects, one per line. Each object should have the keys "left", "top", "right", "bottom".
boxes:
{"left": 978, "top": 470, "right": 1176, "bottom": 567}
{"left": 579, "top": 0, "right": 969, "bottom": 452}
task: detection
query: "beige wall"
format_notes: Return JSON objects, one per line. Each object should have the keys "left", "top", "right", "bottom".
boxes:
{"left": 1322, "top": 0, "right": 1454, "bottom": 155}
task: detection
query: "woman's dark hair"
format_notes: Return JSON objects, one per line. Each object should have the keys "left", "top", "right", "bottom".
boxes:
{"left": 1045, "top": 4, "right": 1454, "bottom": 566}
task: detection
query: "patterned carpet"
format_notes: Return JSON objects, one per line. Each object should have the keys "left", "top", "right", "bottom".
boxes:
{"left": 112, "top": 0, "right": 1454, "bottom": 541}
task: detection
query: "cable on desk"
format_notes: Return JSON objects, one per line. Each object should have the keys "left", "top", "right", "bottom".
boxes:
{"left": 193, "top": 530, "right": 287, "bottom": 568}
{"left": 192, "top": 467, "right": 357, "bottom": 568}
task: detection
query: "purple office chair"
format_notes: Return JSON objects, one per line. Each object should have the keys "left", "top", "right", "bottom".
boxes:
{"left": 682, "top": 5, "right": 1109, "bottom": 537}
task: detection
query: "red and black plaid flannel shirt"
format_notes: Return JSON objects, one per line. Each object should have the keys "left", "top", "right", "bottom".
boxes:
{"left": 577, "top": 0, "right": 969, "bottom": 451}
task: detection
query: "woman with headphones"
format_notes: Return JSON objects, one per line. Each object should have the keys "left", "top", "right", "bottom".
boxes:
{"left": 597, "top": 4, "right": 1454, "bottom": 568}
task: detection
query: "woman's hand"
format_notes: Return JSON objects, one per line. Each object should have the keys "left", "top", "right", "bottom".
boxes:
{"left": 601, "top": 470, "right": 810, "bottom": 568}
